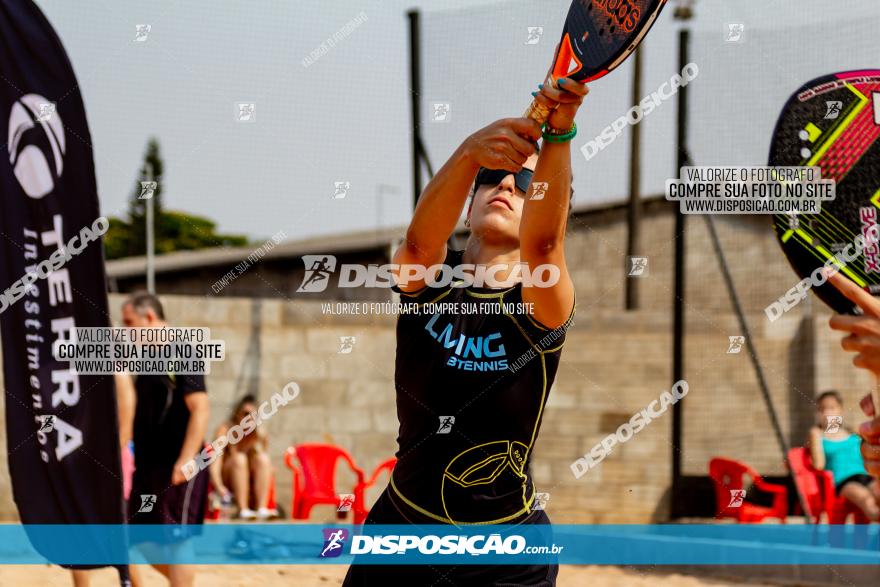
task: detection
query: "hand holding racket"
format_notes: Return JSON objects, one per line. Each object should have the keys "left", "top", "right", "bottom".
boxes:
{"left": 462, "top": 118, "right": 542, "bottom": 173}
{"left": 826, "top": 270, "right": 880, "bottom": 475}
{"left": 531, "top": 77, "right": 590, "bottom": 131}
{"left": 523, "top": 0, "right": 668, "bottom": 125}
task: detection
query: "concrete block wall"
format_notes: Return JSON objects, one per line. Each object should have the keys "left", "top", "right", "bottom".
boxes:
{"left": 0, "top": 204, "right": 874, "bottom": 522}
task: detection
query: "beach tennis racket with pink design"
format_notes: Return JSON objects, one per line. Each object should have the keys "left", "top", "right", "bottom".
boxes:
{"left": 770, "top": 70, "right": 880, "bottom": 315}
{"left": 524, "top": 0, "right": 669, "bottom": 124}
{"left": 771, "top": 70, "right": 880, "bottom": 416}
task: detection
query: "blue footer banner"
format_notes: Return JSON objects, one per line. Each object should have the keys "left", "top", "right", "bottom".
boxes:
{"left": 0, "top": 524, "right": 877, "bottom": 565}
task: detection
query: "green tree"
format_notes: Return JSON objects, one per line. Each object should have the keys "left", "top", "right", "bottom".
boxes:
{"left": 126, "top": 137, "right": 164, "bottom": 256}
{"left": 103, "top": 138, "right": 249, "bottom": 260}
{"left": 102, "top": 216, "right": 133, "bottom": 260}
{"left": 156, "top": 211, "right": 248, "bottom": 254}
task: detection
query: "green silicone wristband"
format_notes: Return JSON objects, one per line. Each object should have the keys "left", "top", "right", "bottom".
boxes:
{"left": 542, "top": 122, "right": 577, "bottom": 143}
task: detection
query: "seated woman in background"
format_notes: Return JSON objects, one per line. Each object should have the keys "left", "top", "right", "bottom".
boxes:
{"left": 807, "top": 390, "right": 879, "bottom": 521}
{"left": 208, "top": 394, "right": 276, "bottom": 520}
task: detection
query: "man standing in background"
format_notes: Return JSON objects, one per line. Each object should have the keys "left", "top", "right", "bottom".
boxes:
{"left": 122, "top": 292, "right": 210, "bottom": 587}
{"left": 71, "top": 372, "right": 141, "bottom": 587}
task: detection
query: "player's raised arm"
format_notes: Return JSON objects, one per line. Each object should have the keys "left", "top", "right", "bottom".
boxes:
{"left": 392, "top": 118, "right": 540, "bottom": 292}
{"left": 519, "top": 78, "right": 588, "bottom": 328}
{"left": 825, "top": 271, "right": 880, "bottom": 476}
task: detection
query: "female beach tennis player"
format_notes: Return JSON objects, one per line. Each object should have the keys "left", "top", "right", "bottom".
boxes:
{"left": 342, "top": 78, "right": 587, "bottom": 586}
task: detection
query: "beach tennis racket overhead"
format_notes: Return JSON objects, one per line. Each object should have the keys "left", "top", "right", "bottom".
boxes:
{"left": 770, "top": 70, "right": 880, "bottom": 315}
{"left": 524, "top": 0, "right": 669, "bottom": 124}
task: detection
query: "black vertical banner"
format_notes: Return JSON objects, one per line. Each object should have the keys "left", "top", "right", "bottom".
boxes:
{"left": 0, "top": 0, "right": 128, "bottom": 580}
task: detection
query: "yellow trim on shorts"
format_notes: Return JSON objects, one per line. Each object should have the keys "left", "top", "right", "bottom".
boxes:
{"left": 389, "top": 472, "right": 534, "bottom": 525}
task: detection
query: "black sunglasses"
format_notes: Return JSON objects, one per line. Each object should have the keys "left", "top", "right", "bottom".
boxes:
{"left": 475, "top": 167, "right": 534, "bottom": 194}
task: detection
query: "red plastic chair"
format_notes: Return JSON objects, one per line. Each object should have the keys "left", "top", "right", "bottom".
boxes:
{"left": 828, "top": 496, "right": 871, "bottom": 524}
{"left": 353, "top": 457, "right": 397, "bottom": 524}
{"left": 787, "top": 447, "right": 870, "bottom": 524}
{"left": 708, "top": 457, "right": 788, "bottom": 522}
{"left": 786, "top": 448, "right": 826, "bottom": 522}
{"left": 284, "top": 444, "right": 365, "bottom": 520}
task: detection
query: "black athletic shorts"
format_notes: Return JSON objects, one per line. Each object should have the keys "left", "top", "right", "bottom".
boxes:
{"left": 835, "top": 473, "right": 875, "bottom": 496}
{"left": 342, "top": 489, "right": 558, "bottom": 587}
{"left": 129, "top": 464, "right": 209, "bottom": 544}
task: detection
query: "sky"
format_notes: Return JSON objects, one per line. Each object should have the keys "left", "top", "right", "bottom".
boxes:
{"left": 33, "top": 0, "right": 880, "bottom": 243}
{"left": 34, "top": 0, "right": 515, "bottom": 243}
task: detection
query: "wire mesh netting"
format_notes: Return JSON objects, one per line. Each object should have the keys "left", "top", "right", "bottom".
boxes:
{"left": 417, "top": 0, "right": 880, "bottom": 518}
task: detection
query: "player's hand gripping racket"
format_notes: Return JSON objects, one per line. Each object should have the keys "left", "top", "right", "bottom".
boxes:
{"left": 523, "top": 0, "right": 669, "bottom": 124}
{"left": 769, "top": 70, "right": 880, "bottom": 413}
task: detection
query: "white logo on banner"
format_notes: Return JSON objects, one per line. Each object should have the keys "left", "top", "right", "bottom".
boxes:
{"left": 7, "top": 94, "right": 66, "bottom": 198}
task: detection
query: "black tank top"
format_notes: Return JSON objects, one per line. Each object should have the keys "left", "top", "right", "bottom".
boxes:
{"left": 389, "top": 249, "right": 573, "bottom": 524}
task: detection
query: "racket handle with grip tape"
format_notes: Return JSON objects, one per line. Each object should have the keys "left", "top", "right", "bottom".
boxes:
{"left": 523, "top": 39, "right": 587, "bottom": 126}
{"left": 522, "top": 73, "right": 590, "bottom": 125}
{"left": 523, "top": 62, "right": 559, "bottom": 125}
{"left": 523, "top": 95, "right": 554, "bottom": 126}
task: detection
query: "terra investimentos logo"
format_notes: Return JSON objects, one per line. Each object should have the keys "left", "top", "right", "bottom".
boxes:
{"left": 8, "top": 93, "right": 66, "bottom": 198}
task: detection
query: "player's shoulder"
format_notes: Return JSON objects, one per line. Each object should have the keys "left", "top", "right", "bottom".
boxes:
{"left": 502, "top": 284, "right": 575, "bottom": 345}
{"left": 393, "top": 249, "right": 464, "bottom": 299}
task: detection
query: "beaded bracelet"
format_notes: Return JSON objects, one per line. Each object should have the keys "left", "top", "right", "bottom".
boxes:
{"left": 542, "top": 122, "right": 577, "bottom": 143}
